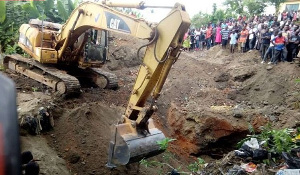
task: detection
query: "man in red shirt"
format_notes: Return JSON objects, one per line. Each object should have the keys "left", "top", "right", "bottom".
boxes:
{"left": 271, "top": 31, "right": 287, "bottom": 64}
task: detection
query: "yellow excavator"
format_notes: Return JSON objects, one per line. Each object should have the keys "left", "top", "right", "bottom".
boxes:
{"left": 3, "top": 0, "right": 190, "bottom": 167}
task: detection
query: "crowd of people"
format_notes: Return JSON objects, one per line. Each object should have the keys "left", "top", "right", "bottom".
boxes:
{"left": 183, "top": 11, "right": 300, "bottom": 64}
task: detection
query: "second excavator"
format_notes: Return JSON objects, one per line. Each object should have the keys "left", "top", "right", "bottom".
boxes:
{"left": 4, "top": 0, "right": 190, "bottom": 167}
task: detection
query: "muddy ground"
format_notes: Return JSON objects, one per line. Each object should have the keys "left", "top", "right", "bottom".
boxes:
{"left": 1, "top": 32, "right": 300, "bottom": 174}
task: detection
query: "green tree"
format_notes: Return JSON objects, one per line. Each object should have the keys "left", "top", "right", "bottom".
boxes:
{"left": 22, "top": 0, "right": 76, "bottom": 23}
{"left": 223, "top": 0, "right": 244, "bottom": 15}
{"left": 263, "top": 0, "right": 286, "bottom": 13}
{"left": 0, "top": 1, "right": 28, "bottom": 53}
{"left": 244, "top": 0, "right": 266, "bottom": 15}
{"left": 212, "top": 3, "right": 217, "bottom": 15}
{"left": 0, "top": 1, "right": 6, "bottom": 24}
{"left": 0, "top": 0, "right": 79, "bottom": 53}
{"left": 214, "top": 9, "right": 226, "bottom": 23}
{"left": 191, "top": 12, "right": 211, "bottom": 28}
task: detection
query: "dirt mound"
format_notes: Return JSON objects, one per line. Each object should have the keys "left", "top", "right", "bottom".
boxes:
{"left": 153, "top": 47, "right": 300, "bottom": 159}
{"left": 45, "top": 101, "right": 188, "bottom": 174}
{"left": 105, "top": 32, "right": 147, "bottom": 71}
{"left": 46, "top": 102, "right": 124, "bottom": 174}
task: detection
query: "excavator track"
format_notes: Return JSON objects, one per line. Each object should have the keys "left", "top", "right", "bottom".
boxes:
{"left": 90, "top": 68, "right": 118, "bottom": 89}
{"left": 4, "top": 54, "right": 81, "bottom": 94}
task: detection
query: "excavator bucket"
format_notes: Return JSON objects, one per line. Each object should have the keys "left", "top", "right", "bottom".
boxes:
{"left": 107, "top": 119, "right": 165, "bottom": 167}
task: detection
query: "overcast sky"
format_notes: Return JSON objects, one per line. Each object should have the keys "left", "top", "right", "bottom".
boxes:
{"left": 138, "top": 0, "right": 224, "bottom": 22}
{"left": 131, "top": 0, "right": 275, "bottom": 22}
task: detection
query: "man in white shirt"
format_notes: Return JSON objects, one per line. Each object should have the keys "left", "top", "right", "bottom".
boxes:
{"left": 230, "top": 30, "right": 238, "bottom": 53}
{"left": 248, "top": 24, "right": 258, "bottom": 50}
{"left": 263, "top": 30, "right": 278, "bottom": 64}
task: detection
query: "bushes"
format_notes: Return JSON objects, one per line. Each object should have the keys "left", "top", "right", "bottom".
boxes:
{"left": 0, "top": 0, "right": 78, "bottom": 54}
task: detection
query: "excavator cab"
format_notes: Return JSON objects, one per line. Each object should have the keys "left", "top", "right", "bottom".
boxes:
{"left": 83, "top": 30, "right": 108, "bottom": 64}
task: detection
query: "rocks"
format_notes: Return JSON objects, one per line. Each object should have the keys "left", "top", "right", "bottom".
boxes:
{"left": 68, "top": 153, "right": 81, "bottom": 164}
{"left": 233, "top": 105, "right": 243, "bottom": 118}
{"left": 250, "top": 115, "right": 269, "bottom": 132}
{"left": 167, "top": 103, "right": 249, "bottom": 155}
{"left": 227, "top": 90, "right": 237, "bottom": 100}
{"left": 233, "top": 70, "right": 256, "bottom": 82}
{"left": 214, "top": 72, "right": 231, "bottom": 82}
{"left": 269, "top": 115, "right": 278, "bottom": 122}
{"left": 266, "top": 65, "right": 273, "bottom": 70}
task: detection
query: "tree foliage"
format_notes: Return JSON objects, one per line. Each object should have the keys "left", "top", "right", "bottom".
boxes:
{"left": 212, "top": 3, "right": 217, "bottom": 15}
{"left": 191, "top": 0, "right": 274, "bottom": 27}
{"left": 0, "top": 2, "right": 28, "bottom": 54}
{"left": 244, "top": 0, "right": 266, "bottom": 15}
{"left": 0, "top": 0, "right": 78, "bottom": 53}
{"left": 223, "top": 0, "right": 245, "bottom": 15}
{"left": 191, "top": 12, "right": 211, "bottom": 28}
{"left": 0, "top": 2, "right": 6, "bottom": 24}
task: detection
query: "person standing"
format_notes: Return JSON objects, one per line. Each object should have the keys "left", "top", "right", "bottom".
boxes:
{"left": 248, "top": 24, "right": 257, "bottom": 50}
{"left": 206, "top": 24, "right": 212, "bottom": 50}
{"left": 282, "top": 25, "right": 291, "bottom": 62}
{"left": 282, "top": 11, "right": 288, "bottom": 21}
{"left": 230, "top": 30, "right": 238, "bottom": 53}
{"left": 264, "top": 30, "right": 278, "bottom": 64}
{"left": 182, "top": 31, "right": 190, "bottom": 51}
{"left": 211, "top": 25, "right": 216, "bottom": 46}
{"left": 287, "top": 30, "right": 300, "bottom": 62}
{"left": 189, "top": 29, "right": 195, "bottom": 51}
{"left": 271, "top": 31, "right": 287, "bottom": 64}
{"left": 260, "top": 28, "right": 272, "bottom": 62}
{"left": 238, "top": 26, "right": 249, "bottom": 53}
{"left": 195, "top": 28, "right": 201, "bottom": 51}
{"left": 199, "top": 31, "right": 205, "bottom": 51}
{"left": 221, "top": 26, "right": 230, "bottom": 49}
{"left": 215, "top": 24, "right": 222, "bottom": 45}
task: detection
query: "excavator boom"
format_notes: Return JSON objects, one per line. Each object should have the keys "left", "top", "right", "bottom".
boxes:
{"left": 107, "top": 2, "right": 190, "bottom": 167}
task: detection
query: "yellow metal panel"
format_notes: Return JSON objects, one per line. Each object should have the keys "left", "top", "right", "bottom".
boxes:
{"left": 124, "top": 4, "right": 190, "bottom": 119}
{"left": 56, "top": 1, "right": 152, "bottom": 46}
{"left": 35, "top": 47, "right": 57, "bottom": 63}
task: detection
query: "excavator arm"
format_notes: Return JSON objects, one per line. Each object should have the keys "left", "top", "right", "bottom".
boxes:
{"left": 17, "top": 1, "right": 154, "bottom": 67}
{"left": 55, "top": 1, "right": 153, "bottom": 61}
{"left": 107, "top": 3, "right": 190, "bottom": 167}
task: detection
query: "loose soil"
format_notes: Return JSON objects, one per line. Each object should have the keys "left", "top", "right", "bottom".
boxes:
{"left": 2, "top": 33, "right": 300, "bottom": 174}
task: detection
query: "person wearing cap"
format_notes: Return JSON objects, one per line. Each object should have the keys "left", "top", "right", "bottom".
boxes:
{"left": 271, "top": 31, "right": 287, "bottom": 64}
